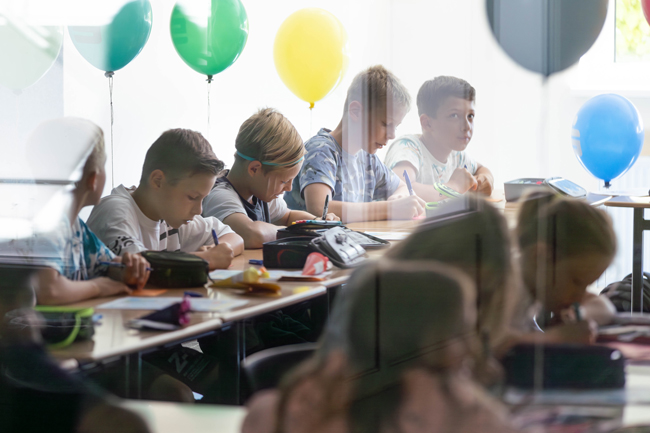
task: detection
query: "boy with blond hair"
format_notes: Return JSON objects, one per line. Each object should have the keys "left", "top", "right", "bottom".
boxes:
{"left": 203, "top": 108, "right": 338, "bottom": 249}
{"left": 31, "top": 118, "right": 151, "bottom": 305}
{"left": 88, "top": 129, "right": 243, "bottom": 269}
{"left": 285, "top": 65, "right": 426, "bottom": 222}
{"left": 385, "top": 76, "right": 494, "bottom": 202}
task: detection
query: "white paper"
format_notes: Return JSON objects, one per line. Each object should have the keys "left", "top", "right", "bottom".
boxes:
{"left": 97, "top": 297, "right": 179, "bottom": 310}
{"left": 363, "top": 231, "right": 410, "bottom": 241}
{"left": 189, "top": 299, "right": 249, "bottom": 312}
{"left": 97, "top": 297, "right": 249, "bottom": 313}
{"left": 209, "top": 270, "right": 242, "bottom": 280}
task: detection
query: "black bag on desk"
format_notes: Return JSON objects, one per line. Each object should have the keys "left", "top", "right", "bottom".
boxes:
{"left": 263, "top": 227, "right": 367, "bottom": 269}
{"left": 141, "top": 251, "right": 209, "bottom": 288}
{"left": 502, "top": 344, "right": 626, "bottom": 389}
{"left": 600, "top": 272, "right": 650, "bottom": 313}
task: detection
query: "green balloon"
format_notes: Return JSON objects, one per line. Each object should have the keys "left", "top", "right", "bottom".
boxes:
{"left": 68, "top": 0, "right": 152, "bottom": 72}
{"left": 170, "top": 0, "right": 249, "bottom": 77}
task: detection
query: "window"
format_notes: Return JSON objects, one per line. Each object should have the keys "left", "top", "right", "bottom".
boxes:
{"left": 616, "top": 0, "right": 650, "bottom": 62}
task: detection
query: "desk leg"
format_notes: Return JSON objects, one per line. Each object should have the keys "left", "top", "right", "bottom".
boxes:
{"left": 124, "top": 353, "right": 142, "bottom": 399}
{"left": 633, "top": 208, "right": 645, "bottom": 313}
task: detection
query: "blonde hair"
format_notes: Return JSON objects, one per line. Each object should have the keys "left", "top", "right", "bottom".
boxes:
{"left": 82, "top": 126, "right": 106, "bottom": 176}
{"left": 386, "top": 195, "right": 520, "bottom": 350}
{"left": 344, "top": 65, "right": 411, "bottom": 117}
{"left": 234, "top": 108, "right": 304, "bottom": 173}
{"left": 517, "top": 192, "right": 616, "bottom": 260}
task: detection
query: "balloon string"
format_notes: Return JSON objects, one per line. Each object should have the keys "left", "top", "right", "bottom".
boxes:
{"left": 207, "top": 75, "right": 213, "bottom": 140}
{"left": 309, "top": 106, "right": 313, "bottom": 137}
{"left": 106, "top": 71, "right": 115, "bottom": 189}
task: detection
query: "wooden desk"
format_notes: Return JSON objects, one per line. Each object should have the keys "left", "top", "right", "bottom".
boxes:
{"left": 605, "top": 196, "right": 650, "bottom": 312}
{"left": 123, "top": 400, "right": 246, "bottom": 433}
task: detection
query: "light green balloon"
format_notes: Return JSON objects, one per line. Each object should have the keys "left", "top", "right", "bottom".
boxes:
{"left": 170, "top": 0, "right": 249, "bottom": 77}
{"left": 0, "top": 16, "right": 63, "bottom": 90}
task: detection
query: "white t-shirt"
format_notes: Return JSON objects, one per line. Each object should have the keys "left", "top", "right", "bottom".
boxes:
{"left": 86, "top": 184, "right": 235, "bottom": 256}
{"left": 384, "top": 134, "right": 478, "bottom": 185}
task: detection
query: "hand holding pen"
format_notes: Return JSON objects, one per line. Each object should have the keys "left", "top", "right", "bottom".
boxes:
{"left": 100, "top": 252, "right": 151, "bottom": 290}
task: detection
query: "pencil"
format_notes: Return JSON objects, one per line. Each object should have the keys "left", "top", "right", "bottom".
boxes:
{"left": 322, "top": 195, "right": 330, "bottom": 220}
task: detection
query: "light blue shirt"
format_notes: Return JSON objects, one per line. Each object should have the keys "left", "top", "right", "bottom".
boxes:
{"left": 285, "top": 128, "right": 401, "bottom": 210}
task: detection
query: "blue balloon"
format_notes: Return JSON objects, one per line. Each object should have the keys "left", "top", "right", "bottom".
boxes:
{"left": 68, "top": 0, "right": 153, "bottom": 73}
{"left": 572, "top": 94, "right": 644, "bottom": 185}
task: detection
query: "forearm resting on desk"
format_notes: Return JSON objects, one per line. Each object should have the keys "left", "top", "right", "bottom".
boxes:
{"left": 224, "top": 213, "right": 278, "bottom": 249}
{"left": 36, "top": 268, "right": 131, "bottom": 305}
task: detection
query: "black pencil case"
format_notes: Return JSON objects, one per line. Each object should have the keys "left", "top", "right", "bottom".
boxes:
{"left": 502, "top": 343, "right": 626, "bottom": 389}
{"left": 276, "top": 226, "right": 389, "bottom": 249}
{"left": 264, "top": 227, "right": 367, "bottom": 269}
{"left": 141, "top": 251, "right": 209, "bottom": 288}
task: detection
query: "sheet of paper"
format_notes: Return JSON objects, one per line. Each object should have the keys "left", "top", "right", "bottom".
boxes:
{"left": 97, "top": 297, "right": 178, "bottom": 310}
{"left": 189, "top": 299, "right": 249, "bottom": 312}
{"left": 209, "top": 270, "right": 242, "bottom": 280}
{"left": 363, "top": 231, "right": 410, "bottom": 241}
{"left": 97, "top": 297, "right": 249, "bottom": 313}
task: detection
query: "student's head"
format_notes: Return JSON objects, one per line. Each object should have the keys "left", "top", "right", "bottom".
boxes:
{"left": 517, "top": 192, "right": 616, "bottom": 313}
{"left": 139, "top": 129, "right": 224, "bottom": 228}
{"left": 386, "top": 195, "right": 518, "bottom": 349}
{"left": 276, "top": 259, "right": 478, "bottom": 433}
{"left": 417, "top": 76, "right": 476, "bottom": 153}
{"left": 344, "top": 261, "right": 478, "bottom": 433}
{"left": 233, "top": 108, "right": 304, "bottom": 202}
{"left": 343, "top": 65, "right": 411, "bottom": 154}
{"left": 26, "top": 118, "right": 106, "bottom": 208}
{"left": 78, "top": 125, "right": 107, "bottom": 207}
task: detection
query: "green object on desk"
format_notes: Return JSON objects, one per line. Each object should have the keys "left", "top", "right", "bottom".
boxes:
{"left": 34, "top": 305, "right": 95, "bottom": 349}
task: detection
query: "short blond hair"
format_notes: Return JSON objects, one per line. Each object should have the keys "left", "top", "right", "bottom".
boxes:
{"left": 234, "top": 108, "right": 304, "bottom": 173}
{"left": 83, "top": 127, "right": 106, "bottom": 176}
{"left": 344, "top": 65, "right": 411, "bottom": 117}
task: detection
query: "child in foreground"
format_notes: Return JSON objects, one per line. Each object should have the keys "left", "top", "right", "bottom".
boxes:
{"left": 385, "top": 76, "right": 494, "bottom": 202}
{"left": 513, "top": 192, "right": 617, "bottom": 345}
{"left": 243, "top": 260, "right": 519, "bottom": 433}
{"left": 284, "top": 65, "right": 426, "bottom": 222}
{"left": 87, "top": 128, "right": 243, "bottom": 270}
{"left": 203, "top": 108, "right": 339, "bottom": 249}
{"left": 28, "top": 118, "right": 150, "bottom": 305}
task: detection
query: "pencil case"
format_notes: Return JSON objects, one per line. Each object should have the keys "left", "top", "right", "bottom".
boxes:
{"left": 141, "top": 251, "right": 209, "bottom": 288}
{"left": 264, "top": 227, "right": 367, "bottom": 269}
{"left": 276, "top": 225, "right": 389, "bottom": 249}
{"left": 32, "top": 305, "right": 95, "bottom": 349}
{"left": 502, "top": 344, "right": 626, "bottom": 389}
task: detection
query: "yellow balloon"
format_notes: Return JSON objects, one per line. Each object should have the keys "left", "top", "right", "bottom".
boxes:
{"left": 274, "top": 8, "right": 349, "bottom": 108}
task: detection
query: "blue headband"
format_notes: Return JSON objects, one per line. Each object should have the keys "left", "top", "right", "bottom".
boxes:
{"left": 236, "top": 150, "right": 304, "bottom": 167}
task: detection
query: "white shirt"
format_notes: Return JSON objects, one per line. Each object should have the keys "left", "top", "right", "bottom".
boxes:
{"left": 384, "top": 134, "right": 478, "bottom": 185}
{"left": 86, "top": 185, "right": 235, "bottom": 256}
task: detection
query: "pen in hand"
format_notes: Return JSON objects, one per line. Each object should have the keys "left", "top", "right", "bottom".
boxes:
{"left": 322, "top": 195, "right": 330, "bottom": 220}
{"left": 211, "top": 228, "right": 219, "bottom": 246}
{"left": 403, "top": 170, "right": 414, "bottom": 196}
{"left": 99, "top": 261, "right": 153, "bottom": 272}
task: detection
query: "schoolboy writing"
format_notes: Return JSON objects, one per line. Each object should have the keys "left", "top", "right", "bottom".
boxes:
{"left": 31, "top": 118, "right": 150, "bottom": 305}
{"left": 284, "top": 65, "right": 426, "bottom": 222}
{"left": 203, "top": 108, "right": 339, "bottom": 249}
{"left": 87, "top": 129, "right": 244, "bottom": 270}
{"left": 385, "top": 76, "right": 494, "bottom": 202}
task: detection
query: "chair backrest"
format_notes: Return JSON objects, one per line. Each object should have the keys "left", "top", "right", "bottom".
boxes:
{"left": 242, "top": 343, "right": 318, "bottom": 393}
